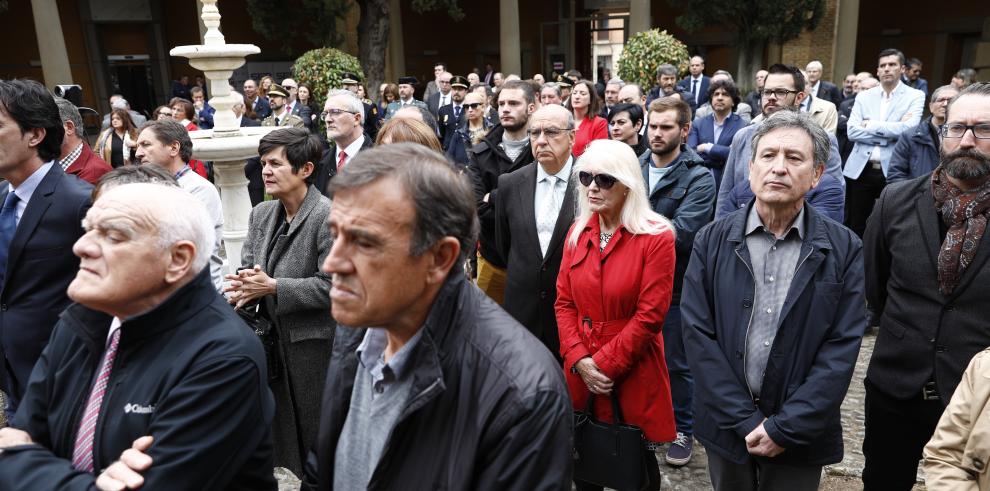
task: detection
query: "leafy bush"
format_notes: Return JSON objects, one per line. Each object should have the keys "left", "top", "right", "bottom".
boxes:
{"left": 292, "top": 47, "right": 364, "bottom": 108}
{"left": 616, "top": 29, "right": 690, "bottom": 91}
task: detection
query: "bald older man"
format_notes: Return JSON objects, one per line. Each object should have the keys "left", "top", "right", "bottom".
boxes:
{"left": 493, "top": 104, "right": 576, "bottom": 359}
{"left": 0, "top": 184, "right": 276, "bottom": 490}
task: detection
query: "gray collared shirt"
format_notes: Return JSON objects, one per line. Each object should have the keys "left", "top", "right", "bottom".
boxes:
{"left": 334, "top": 327, "right": 424, "bottom": 490}
{"left": 744, "top": 205, "right": 806, "bottom": 398}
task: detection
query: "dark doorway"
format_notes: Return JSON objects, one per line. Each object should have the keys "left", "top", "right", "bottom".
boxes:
{"left": 107, "top": 57, "right": 155, "bottom": 119}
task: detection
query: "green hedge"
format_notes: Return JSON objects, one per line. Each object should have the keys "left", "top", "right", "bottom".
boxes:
{"left": 292, "top": 47, "right": 364, "bottom": 108}
{"left": 616, "top": 29, "right": 690, "bottom": 91}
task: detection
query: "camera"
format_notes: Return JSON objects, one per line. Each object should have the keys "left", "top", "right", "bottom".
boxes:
{"left": 54, "top": 84, "right": 82, "bottom": 106}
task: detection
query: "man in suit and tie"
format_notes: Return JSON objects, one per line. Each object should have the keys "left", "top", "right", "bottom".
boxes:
{"left": 315, "top": 90, "right": 373, "bottom": 196}
{"left": 494, "top": 104, "right": 576, "bottom": 359}
{"left": 843, "top": 48, "right": 925, "bottom": 237}
{"left": 437, "top": 75, "right": 468, "bottom": 151}
{"left": 861, "top": 82, "right": 990, "bottom": 491}
{"left": 0, "top": 79, "right": 92, "bottom": 417}
{"left": 243, "top": 79, "right": 271, "bottom": 121}
{"left": 687, "top": 79, "right": 746, "bottom": 194}
{"left": 384, "top": 77, "right": 429, "bottom": 120}
{"left": 805, "top": 61, "right": 844, "bottom": 107}
{"left": 677, "top": 56, "right": 711, "bottom": 108}
{"left": 427, "top": 72, "right": 453, "bottom": 120}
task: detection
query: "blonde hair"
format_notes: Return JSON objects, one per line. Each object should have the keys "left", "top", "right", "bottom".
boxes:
{"left": 567, "top": 139, "right": 674, "bottom": 246}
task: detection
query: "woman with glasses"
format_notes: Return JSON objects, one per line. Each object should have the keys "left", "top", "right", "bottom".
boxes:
{"left": 446, "top": 92, "right": 492, "bottom": 167}
{"left": 566, "top": 79, "right": 608, "bottom": 158}
{"left": 556, "top": 139, "right": 676, "bottom": 490}
{"left": 152, "top": 105, "right": 173, "bottom": 121}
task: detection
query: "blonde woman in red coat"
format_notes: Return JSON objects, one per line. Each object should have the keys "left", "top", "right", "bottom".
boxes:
{"left": 556, "top": 139, "right": 677, "bottom": 488}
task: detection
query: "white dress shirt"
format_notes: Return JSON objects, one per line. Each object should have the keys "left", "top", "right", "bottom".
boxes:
{"left": 335, "top": 134, "right": 367, "bottom": 169}
{"left": 534, "top": 157, "right": 573, "bottom": 257}
{"left": 7, "top": 161, "right": 53, "bottom": 226}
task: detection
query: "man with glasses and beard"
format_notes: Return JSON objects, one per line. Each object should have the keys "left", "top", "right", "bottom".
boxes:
{"left": 716, "top": 64, "right": 845, "bottom": 219}
{"left": 861, "top": 82, "right": 990, "bottom": 490}
{"left": 636, "top": 96, "right": 715, "bottom": 466}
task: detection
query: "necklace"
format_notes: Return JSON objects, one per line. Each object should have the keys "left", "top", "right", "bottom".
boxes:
{"left": 599, "top": 231, "right": 614, "bottom": 251}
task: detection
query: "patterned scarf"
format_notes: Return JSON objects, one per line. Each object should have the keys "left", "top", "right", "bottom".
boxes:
{"left": 931, "top": 165, "right": 990, "bottom": 295}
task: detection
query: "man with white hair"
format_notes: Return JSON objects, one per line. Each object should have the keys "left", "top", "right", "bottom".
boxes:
{"left": 0, "top": 183, "right": 276, "bottom": 490}
{"left": 601, "top": 77, "right": 625, "bottom": 120}
{"left": 101, "top": 95, "right": 146, "bottom": 131}
{"left": 231, "top": 90, "right": 261, "bottom": 127}
{"left": 315, "top": 89, "right": 372, "bottom": 195}
{"left": 805, "top": 61, "right": 843, "bottom": 106}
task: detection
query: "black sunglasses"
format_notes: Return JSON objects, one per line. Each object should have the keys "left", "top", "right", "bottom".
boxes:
{"left": 463, "top": 103, "right": 482, "bottom": 109}
{"left": 578, "top": 171, "right": 618, "bottom": 190}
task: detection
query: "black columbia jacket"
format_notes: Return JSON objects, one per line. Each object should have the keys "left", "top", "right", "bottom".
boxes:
{"left": 302, "top": 273, "right": 573, "bottom": 490}
{"left": 0, "top": 269, "right": 276, "bottom": 490}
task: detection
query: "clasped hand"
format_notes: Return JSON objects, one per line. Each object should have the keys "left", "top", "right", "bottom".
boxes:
{"left": 744, "top": 419, "right": 785, "bottom": 457}
{"left": 575, "top": 357, "right": 614, "bottom": 395}
{"left": 222, "top": 265, "right": 276, "bottom": 309}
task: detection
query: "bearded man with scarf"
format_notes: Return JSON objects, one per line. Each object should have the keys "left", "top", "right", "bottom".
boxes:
{"left": 862, "top": 82, "right": 990, "bottom": 491}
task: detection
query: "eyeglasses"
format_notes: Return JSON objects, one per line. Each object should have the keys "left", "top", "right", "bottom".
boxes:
{"left": 527, "top": 126, "right": 573, "bottom": 139}
{"left": 463, "top": 103, "right": 482, "bottom": 110}
{"left": 578, "top": 171, "right": 618, "bottom": 190}
{"left": 761, "top": 88, "right": 799, "bottom": 99}
{"left": 283, "top": 86, "right": 297, "bottom": 90}
{"left": 941, "top": 123, "right": 990, "bottom": 139}
{"left": 321, "top": 109, "right": 359, "bottom": 119}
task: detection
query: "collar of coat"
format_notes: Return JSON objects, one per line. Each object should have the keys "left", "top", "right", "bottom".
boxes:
{"left": 726, "top": 199, "right": 833, "bottom": 253}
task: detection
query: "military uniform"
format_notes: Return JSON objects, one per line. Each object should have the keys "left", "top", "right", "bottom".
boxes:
{"left": 384, "top": 75, "right": 429, "bottom": 120}
{"left": 261, "top": 84, "right": 307, "bottom": 129}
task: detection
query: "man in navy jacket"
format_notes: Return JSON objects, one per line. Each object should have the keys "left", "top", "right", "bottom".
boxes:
{"left": 0, "top": 183, "right": 275, "bottom": 490}
{"left": 682, "top": 111, "right": 866, "bottom": 490}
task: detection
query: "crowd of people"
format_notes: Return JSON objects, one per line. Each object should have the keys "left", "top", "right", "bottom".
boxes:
{"left": 0, "top": 44, "right": 987, "bottom": 491}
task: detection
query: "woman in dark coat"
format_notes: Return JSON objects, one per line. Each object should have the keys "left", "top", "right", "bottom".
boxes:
{"left": 556, "top": 139, "right": 677, "bottom": 490}
{"left": 223, "top": 128, "right": 333, "bottom": 477}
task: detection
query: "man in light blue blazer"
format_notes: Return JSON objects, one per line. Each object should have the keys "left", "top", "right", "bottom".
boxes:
{"left": 843, "top": 48, "right": 925, "bottom": 236}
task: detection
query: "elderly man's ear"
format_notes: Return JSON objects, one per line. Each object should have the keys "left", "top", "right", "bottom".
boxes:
{"left": 164, "top": 241, "right": 197, "bottom": 283}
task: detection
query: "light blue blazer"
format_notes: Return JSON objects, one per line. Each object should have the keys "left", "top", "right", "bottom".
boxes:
{"left": 843, "top": 82, "right": 925, "bottom": 180}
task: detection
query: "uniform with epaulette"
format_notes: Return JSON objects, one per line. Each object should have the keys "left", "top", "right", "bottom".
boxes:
{"left": 261, "top": 84, "right": 306, "bottom": 128}
{"left": 384, "top": 76, "right": 430, "bottom": 120}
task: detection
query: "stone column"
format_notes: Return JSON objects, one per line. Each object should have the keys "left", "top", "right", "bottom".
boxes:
{"left": 628, "top": 0, "right": 651, "bottom": 36}
{"left": 832, "top": 0, "right": 860, "bottom": 82}
{"left": 388, "top": 0, "right": 405, "bottom": 78}
{"left": 30, "top": 0, "right": 73, "bottom": 87}
{"left": 499, "top": 0, "right": 521, "bottom": 75}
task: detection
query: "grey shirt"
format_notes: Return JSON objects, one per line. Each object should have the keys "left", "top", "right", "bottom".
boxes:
{"left": 744, "top": 205, "right": 805, "bottom": 397}
{"left": 334, "top": 327, "right": 424, "bottom": 490}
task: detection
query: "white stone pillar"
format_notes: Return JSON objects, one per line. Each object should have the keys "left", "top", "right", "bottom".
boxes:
{"left": 832, "top": 0, "right": 860, "bottom": 82}
{"left": 30, "top": 0, "right": 73, "bottom": 87}
{"left": 628, "top": 0, "right": 651, "bottom": 36}
{"left": 499, "top": 0, "right": 521, "bottom": 75}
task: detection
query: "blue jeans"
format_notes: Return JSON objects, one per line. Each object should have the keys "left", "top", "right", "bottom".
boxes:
{"left": 662, "top": 304, "right": 693, "bottom": 436}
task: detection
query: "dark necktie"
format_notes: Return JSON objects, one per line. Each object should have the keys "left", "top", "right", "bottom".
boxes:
{"left": 692, "top": 79, "right": 699, "bottom": 103}
{"left": 0, "top": 191, "right": 20, "bottom": 286}
{"left": 454, "top": 105, "right": 461, "bottom": 121}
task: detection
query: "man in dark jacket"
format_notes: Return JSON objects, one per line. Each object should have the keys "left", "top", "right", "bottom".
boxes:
{"left": 886, "top": 84, "right": 958, "bottom": 184}
{"left": 861, "top": 82, "right": 990, "bottom": 491}
{"left": 0, "top": 183, "right": 275, "bottom": 490}
{"left": 638, "top": 96, "right": 716, "bottom": 466}
{"left": 467, "top": 80, "right": 536, "bottom": 303}
{"left": 682, "top": 111, "right": 867, "bottom": 490}
{"left": 304, "top": 144, "right": 572, "bottom": 490}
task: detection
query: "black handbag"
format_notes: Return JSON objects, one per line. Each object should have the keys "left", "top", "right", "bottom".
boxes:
{"left": 573, "top": 391, "right": 661, "bottom": 491}
{"left": 235, "top": 303, "right": 281, "bottom": 382}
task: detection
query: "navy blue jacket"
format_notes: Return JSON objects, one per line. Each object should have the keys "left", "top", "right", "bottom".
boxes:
{"left": 677, "top": 75, "right": 712, "bottom": 106}
{"left": 886, "top": 117, "right": 940, "bottom": 184}
{"left": 639, "top": 146, "right": 716, "bottom": 301}
{"left": 688, "top": 112, "right": 746, "bottom": 170}
{"left": 0, "top": 269, "right": 276, "bottom": 489}
{"left": 0, "top": 164, "right": 91, "bottom": 412}
{"left": 681, "top": 202, "right": 867, "bottom": 465}
{"left": 720, "top": 173, "right": 846, "bottom": 223}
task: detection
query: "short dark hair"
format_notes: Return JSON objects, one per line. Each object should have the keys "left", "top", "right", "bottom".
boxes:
{"left": 878, "top": 48, "right": 906, "bottom": 66}
{"left": 607, "top": 103, "right": 644, "bottom": 127}
{"left": 0, "top": 79, "right": 64, "bottom": 162}
{"left": 565, "top": 80, "right": 603, "bottom": 117}
{"left": 93, "top": 164, "right": 178, "bottom": 200}
{"left": 497, "top": 79, "right": 535, "bottom": 105}
{"left": 766, "top": 64, "right": 806, "bottom": 93}
{"left": 169, "top": 97, "right": 195, "bottom": 120}
{"left": 906, "top": 57, "right": 922, "bottom": 68}
{"left": 257, "top": 127, "right": 322, "bottom": 185}
{"left": 648, "top": 97, "right": 692, "bottom": 127}
{"left": 140, "top": 119, "right": 193, "bottom": 163}
{"left": 329, "top": 143, "right": 479, "bottom": 267}
{"left": 434, "top": 62, "right": 446, "bottom": 70}
{"left": 707, "top": 79, "right": 741, "bottom": 109}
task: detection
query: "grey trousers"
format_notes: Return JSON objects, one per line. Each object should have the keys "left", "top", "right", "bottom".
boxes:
{"left": 707, "top": 450, "right": 822, "bottom": 491}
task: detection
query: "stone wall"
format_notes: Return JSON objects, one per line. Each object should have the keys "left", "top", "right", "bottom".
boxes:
{"left": 780, "top": 0, "right": 841, "bottom": 80}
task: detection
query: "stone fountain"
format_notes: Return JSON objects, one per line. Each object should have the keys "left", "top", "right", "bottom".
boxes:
{"left": 170, "top": 0, "right": 276, "bottom": 272}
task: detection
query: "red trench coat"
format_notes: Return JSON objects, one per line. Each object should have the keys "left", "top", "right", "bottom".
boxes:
{"left": 555, "top": 218, "right": 677, "bottom": 443}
